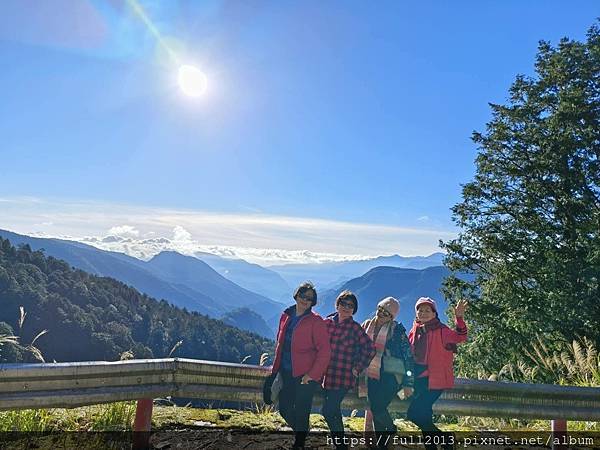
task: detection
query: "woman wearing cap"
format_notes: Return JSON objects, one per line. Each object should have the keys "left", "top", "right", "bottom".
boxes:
{"left": 271, "top": 282, "right": 331, "bottom": 450}
{"left": 359, "top": 297, "right": 415, "bottom": 450}
{"left": 407, "top": 297, "right": 468, "bottom": 450}
{"left": 322, "top": 290, "right": 377, "bottom": 450}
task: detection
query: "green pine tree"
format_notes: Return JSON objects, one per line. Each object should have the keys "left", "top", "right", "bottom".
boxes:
{"left": 442, "top": 22, "right": 600, "bottom": 376}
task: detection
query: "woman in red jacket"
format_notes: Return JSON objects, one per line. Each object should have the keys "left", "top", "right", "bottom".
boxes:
{"left": 407, "top": 297, "right": 468, "bottom": 450}
{"left": 271, "top": 282, "right": 331, "bottom": 450}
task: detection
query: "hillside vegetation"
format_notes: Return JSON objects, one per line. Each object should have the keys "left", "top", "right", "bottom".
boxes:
{"left": 0, "top": 237, "right": 272, "bottom": 364}
{"left": 442, "top": 23, "right": 600, "bottom": 376}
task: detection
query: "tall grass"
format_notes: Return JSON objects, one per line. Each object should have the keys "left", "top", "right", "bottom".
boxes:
{"left": 168, "top": 340, "right": 183, "bottom": 357}
{"left": 0, "top": 334, "right": 19, "bottom": 347}
{"left": 0, "top": 403, "right": 136, "bottom": 432}
{"left": 250, "top": 352, "right": 273, "bottom": 414}
{"left": 88, "top": 402, "right": 136, "bottom": 431}
{"left": 459, "top": 335, "right": 600, "bottom": 430}
{"left": 0, "top": 409, "right": 54, "bottom": 432}
{"left": 491, "top": 336, "right": 600, "bottom": 386}
{"left": 26, "top": 329, "right": 49, "bottom": 363}
{"left": 1, "top": 306, "right": 49, "bottom": 363}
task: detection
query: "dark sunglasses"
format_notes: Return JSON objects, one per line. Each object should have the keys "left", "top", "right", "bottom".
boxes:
{"left": 299, "top": 293, "right": 314, "bottom": 303}
{"left": 377, "top": 306, "right": 391, "bottom": 318}
{"left": 338, "top": 300, "right": 355, "bottom": 310}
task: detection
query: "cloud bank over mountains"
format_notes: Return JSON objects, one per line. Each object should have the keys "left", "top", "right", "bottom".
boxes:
{"left": 1, "top": 196, "right": 455, "bottom": 265}
{"left": 77, "top": 226, "right": 369, "bottom": 265}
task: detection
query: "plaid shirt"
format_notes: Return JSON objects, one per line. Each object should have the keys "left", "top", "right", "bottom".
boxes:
{"left": 322, "top": 313, "right": 377, "bottom": 390}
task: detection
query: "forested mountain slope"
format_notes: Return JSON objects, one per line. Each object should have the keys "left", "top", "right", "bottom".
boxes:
{"left": 0, "top": 238, "right": 272, "bottom": 364}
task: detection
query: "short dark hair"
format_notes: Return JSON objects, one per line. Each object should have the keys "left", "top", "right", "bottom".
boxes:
{"left": 294, "top": 281, "right": 317, "bottom": 306}
{"left": 335, "top": 290, "right": 358, "bottom": 314}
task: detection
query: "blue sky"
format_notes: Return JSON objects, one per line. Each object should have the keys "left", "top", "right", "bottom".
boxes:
{"left": 0, "top": 1, "right": 598, "bottom": 263}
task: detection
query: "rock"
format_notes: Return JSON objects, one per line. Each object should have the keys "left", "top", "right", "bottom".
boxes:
{"left": 193, "top": 420, "right": 216, "bottom": 427}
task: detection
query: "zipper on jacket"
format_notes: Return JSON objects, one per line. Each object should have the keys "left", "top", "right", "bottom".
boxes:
{"left": 290, "top": 312, "right": 311, "bottom": 350}
{"left": 289, "top": 311, "right": 312, "bottom": 374}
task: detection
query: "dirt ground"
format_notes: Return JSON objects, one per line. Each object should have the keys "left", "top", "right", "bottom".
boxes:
{"left": 151, "top": 429, "right": 359, "bottom": 449}
{"left": 2, "top": 428, "right": 599, "bottom": 449}
{"left": 148, "top": 429, "right": 600, "bottom": 450}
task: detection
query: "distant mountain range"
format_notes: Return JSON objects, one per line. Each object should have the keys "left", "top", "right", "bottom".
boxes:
{"left": 0, "top": 230, "right": 281, "bottom": 337}
{"left": 268, "top": 253, "right": 445, "bottom": 290}
{"left": 194, "top": 251, "right": 290, "bottom": 302}
{"left": 140, "top": 251, "right": 282, "bottom": 322}
{"left": 316, "top": 265, "right": 452, "bottom": 330}
{"left": 0, "top": 229, "right": 455, "bottom": 339}
{"left": 0, "top": 230, "right": 223, "bottom": 316}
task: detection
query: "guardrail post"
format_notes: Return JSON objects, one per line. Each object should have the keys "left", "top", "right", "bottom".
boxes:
{"left": 133, "top": 398, "right": 153, "bottom": 449}
{"left": 551, "top": 419, "right": 567, "bottom": 450}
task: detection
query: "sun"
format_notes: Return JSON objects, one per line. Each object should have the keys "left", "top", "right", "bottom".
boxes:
{"left": 178, "top": 65, "right": 207, "bottom": 97}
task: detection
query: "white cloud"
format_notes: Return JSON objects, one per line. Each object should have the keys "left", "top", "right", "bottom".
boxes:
{"left": 417, "top": 216, "right": 430, "bottom": 222}
{"left": 0, "top": 196, "right": 457, "bottom": 265}
{"left": 172, "top": 226, "right": 192, "bottom": 242}
{"left": 73, "top": 234, "right": 367, "bottom": 265}
{"left": 108, "top": 225, "right": 140, "bottom": 238}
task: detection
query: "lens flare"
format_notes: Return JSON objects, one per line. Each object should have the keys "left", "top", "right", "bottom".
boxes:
{"left": 125, "top": 1, "right": 209, "bottom": 99}
{"left": 126, "top": 0, "right": 179, "bottom": 65}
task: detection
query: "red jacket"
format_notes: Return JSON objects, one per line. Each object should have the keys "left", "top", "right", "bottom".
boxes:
{"left": 408, "top": 317, "right": 467, "bottom": 390}
{"left": 271, "top": 306, "right": 331, "bottom": 381}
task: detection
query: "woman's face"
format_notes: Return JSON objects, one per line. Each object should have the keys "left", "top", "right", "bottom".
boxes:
{"left": 376, "top": 306, "right": 392, "bottom": 324}
{"left": 295, "top": 290, "right": 315, "bottom": 311}
{"left": 336, "top": 298, "right": 355, "bottom": 320}
{"left": 416, "top": 304, "right": 435, "bottom": 323}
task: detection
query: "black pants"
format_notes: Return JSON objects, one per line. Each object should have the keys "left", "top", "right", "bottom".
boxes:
{"left": 278, "top": 370, "right": 318, "bottom": 448}
{"left": 406, "top": 376, "right": 450, "bottom": 450}
{"left": 367, "top": 373, "right": 399, "bottom": 449}
{"left": 322, "top": 388, "right": 349, "bottom": 449}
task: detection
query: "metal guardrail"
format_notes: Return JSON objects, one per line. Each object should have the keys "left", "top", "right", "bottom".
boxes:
{"left": 1, "top": 358, "right": 599, "bottom": 421}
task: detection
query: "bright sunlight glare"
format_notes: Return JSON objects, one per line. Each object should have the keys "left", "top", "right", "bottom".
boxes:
{"left": 178, "top": 65, "right": 208, "bottom": 97}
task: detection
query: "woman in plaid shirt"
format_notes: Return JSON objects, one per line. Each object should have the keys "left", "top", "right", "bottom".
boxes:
{"left": 322, "top": 291, "right": 377, "bottom": 450}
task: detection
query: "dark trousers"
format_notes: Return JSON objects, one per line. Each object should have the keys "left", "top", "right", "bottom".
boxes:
{"left": 406, "top": 376, "right": 450, "bottom": 450}
{"left": 322, "top": 388, "right": 349, "bottom": 449}
{"left": 367, "top": 373, "right": 399, "bottom": 449}
{"left": 278, "top": 370, "right": 318, "bottom": 448}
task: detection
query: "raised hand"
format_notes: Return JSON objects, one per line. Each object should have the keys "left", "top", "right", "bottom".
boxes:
{"left": 453, "top": 299, "right": 468, "bottom": 318}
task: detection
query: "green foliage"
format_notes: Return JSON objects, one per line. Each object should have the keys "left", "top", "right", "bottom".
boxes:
{"left": 0, "top": 409, "right": 54, "bottom": 432}
{"left": 0, "top": 403, "right": 133, "bottom": 432}
{"left": 0, "top": 312, "right": 48, "bottom": 363}
{"left": 442, "top": 22, "right": 600, "bottom": 375}
{"left": 1, "top": 404, "right": 596, "bottom": 434}
{"left": 88, "top": 402, "right": 136, "bottom": 431}
{"left": 0, "top": 326, "right": 24, "bottom": 362}
{"left": 0, "top": 238, "right": 273, "bottom": 363}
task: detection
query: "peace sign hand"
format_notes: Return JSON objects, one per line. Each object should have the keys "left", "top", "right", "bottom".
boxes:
{"left": 453, "top": 299, "right": 468, "bottom": 318}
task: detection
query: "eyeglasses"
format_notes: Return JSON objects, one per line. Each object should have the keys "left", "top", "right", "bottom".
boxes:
{"left": 299, "top": 293, "right": 314, "bottom": 303}
{"left": 338, "top": 300, "right": 355, "bottom": 310}
{"left": 377, "top": 307, "right": 391, "bottom": 318}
